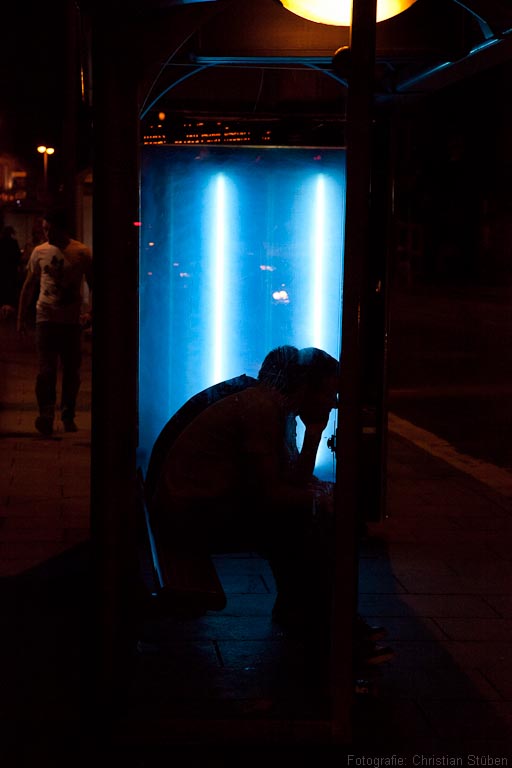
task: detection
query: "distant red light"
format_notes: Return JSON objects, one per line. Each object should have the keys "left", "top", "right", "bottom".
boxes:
{"left": 133, "top": 221, "right": 142, "bottom": 227}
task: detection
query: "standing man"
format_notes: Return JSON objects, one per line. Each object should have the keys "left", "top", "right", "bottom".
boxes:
{"left": 17, "top": 209, "right": 92, "bottom": 436}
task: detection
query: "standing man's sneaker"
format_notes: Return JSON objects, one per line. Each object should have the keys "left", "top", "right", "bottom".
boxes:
{"left": 356, "top": 641, "right": 395, "bottom": 668}
{"left": 362, "top": 644, "right": 395, "bottom": 665}
{"left": 35, "top": 415, "right": 54, "bottom": 436}
{"left": 356, "top": 614, "right": 388, "bottom": 643}
{"left": 62, "top": 418, "right": 78, "bottom": 432}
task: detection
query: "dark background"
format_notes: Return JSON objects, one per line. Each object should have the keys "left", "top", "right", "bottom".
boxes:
{"left": 0, "top": 2, "right": 67, "bottom": 168}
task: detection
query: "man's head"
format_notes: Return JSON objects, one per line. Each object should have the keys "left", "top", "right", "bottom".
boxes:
{"left": 258, "top": 345, "right": 338, "bottom": 422}
{"left": 257, "top": 346, "right": 301, "bottom": 395}
{"left": 42, "top": 209, "right": 71, "bottom": 248}
{"left": 297, "top": 347, "right": 339, "bottom": 425}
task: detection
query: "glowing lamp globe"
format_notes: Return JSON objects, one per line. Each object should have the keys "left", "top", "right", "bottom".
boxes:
{"left": 280, "top": 0, "right": 417, "bottom": 26}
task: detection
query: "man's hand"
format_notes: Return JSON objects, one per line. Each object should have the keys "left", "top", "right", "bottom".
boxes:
{"left": 310, "top": 479, "right": 335, "bottom": 524}
{"left": 80, "top": 311, "right": 92, "bottom": 329}
{"left": 299, "top": 406, "right": 331, "bottom": 431}
{"left": 302, "top": 421, "right": 327, "bottom": 438}
{"left": 1, "top": 305, "right": 15, "bottom": 321}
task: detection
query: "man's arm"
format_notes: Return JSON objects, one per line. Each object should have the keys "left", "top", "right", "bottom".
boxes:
{"left": 245, "top": 399, "right": 314, "bottom": 507}
{"left": 84, "top": 251, "right": 93, "bottom": 293}
{"left": 17, "top": 270, "right": 38, "bottom": 332}
{"left": 295, "top": 422, "right": 326, "bottom": 481}
{"left": 80, "top": 251, "right": 93, "bottom": 327}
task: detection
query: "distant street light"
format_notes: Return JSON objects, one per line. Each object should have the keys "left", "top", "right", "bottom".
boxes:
{"left": 37, "top": 145, "right": 55, "bottom": 196}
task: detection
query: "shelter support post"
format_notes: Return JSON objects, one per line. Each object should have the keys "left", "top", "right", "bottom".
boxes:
{"left": 90, "top": 6, "right": 141, "bottom": 742}
{"left": 331, "top": 0, "right": 378, "bottom": 744}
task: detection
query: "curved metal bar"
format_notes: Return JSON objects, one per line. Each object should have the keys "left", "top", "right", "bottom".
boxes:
{"left": 139, "top": 64, "right": 216, "bottom": 119}
{"left": 395, "top": 34, "right": 504, "bottom": 93}
{"left": 451, "top": 0, "right": 494, "bottom": 39}
{"left": 306, "top": 62, "right": 348, "bottom": 88}
{"left": 139, "top": 58, "right": 348, "bottom": 120}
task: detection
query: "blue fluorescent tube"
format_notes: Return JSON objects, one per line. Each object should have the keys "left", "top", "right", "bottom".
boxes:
{"left": 213, "top": 173, "right": 227, "bottom": 383}
{"left": 312, "top": 174, "right": 326, "bottom": 348}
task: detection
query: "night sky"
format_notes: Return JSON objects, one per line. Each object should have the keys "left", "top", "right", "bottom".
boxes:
{"left": 0, "top": 3, "right": 66, "bottom": 166}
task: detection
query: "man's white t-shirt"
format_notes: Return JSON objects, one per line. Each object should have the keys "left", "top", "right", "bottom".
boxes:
{"left": 28, "top": 239, "right": 92, "bottom": 324}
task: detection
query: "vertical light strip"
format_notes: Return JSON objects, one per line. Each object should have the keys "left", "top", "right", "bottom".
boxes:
{"left": 213, "top": 173, "right": 227, "bottom": 383}
{"left": 312, "top": 174, "right": 326, "bottom": 348}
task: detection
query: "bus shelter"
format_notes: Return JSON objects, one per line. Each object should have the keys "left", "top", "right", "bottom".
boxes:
{"left": 86, "top": 0, "right": 512, "bottom": 747}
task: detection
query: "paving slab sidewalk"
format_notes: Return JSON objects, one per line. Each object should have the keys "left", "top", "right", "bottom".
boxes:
{"left": 1, "top": 320, "right": 512, "bottom": 759}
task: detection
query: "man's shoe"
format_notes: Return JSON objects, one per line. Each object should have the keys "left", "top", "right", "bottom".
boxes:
{"left": 62, "top": 419, "right": 78, "bottom": 433}
{"left": 359, "top": 643, "right": 395, "bottom": 666}
{"left": 35, "top": 415, "right": 53, "bottom": 436}
{"left": 356, "top": 614, "right": 387, "bottom": 643}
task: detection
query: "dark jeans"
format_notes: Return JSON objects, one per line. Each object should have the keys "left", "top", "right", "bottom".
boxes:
{"left": 152, "top": 491, "right": 334, "bottom": 616}
{"left": 35, "top": 322, "right": 82, "bottom": 420}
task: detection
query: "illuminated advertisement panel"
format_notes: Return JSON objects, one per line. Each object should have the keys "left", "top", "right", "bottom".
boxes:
{"left": 139, "top": 146, "right": 346, "bottom": 478}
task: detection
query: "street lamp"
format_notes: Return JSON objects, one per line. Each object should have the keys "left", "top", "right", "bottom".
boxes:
{"left": 37, "top": 145, "right": 55, "bottom": 195}
{"left": 279, "top": 0, "right": 417, "bottom": 25}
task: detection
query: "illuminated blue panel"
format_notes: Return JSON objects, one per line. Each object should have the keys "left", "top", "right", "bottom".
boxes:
{"left": 139, "top": 146, "right": 346, "bottom": 478}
